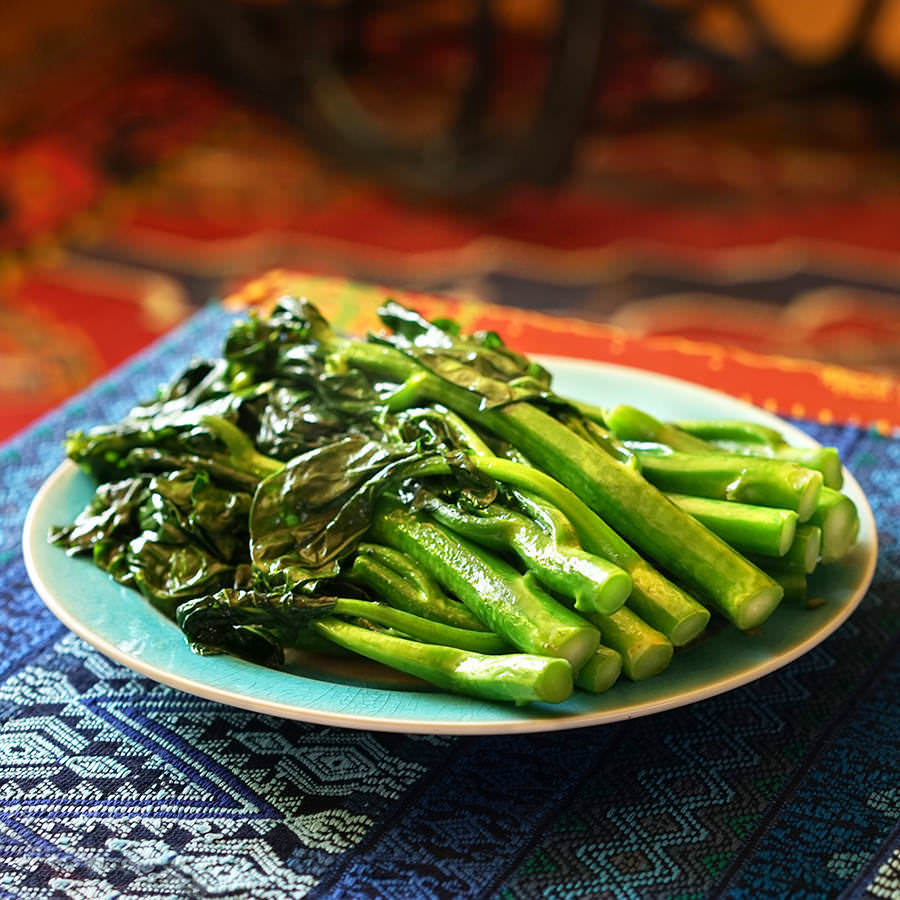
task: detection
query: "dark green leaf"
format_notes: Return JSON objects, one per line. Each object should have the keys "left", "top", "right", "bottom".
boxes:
{"left": 249, "top": 433, "right": 492, "bottom": 588}
{"left": 374, "top": 300, "right": 556, "bottom": 409}
{"left": 127, "top": 535, "right": 235, "bottom": 619}
{"left": 176, "top": 588, "right": 337, "bottom": 665}
{"left": 50, "top": 477, "right": 149, "bottom": 555}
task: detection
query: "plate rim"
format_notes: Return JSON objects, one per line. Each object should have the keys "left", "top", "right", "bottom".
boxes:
{"left": 23, "top": 356, "right": 879, "bottom": 735}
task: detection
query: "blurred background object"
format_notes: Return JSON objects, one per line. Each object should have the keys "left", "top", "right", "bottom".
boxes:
{"left": 2, "top": 0, "right": 900, "bottom": 437}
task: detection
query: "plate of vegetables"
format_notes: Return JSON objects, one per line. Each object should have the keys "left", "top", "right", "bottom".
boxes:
{"left": 23, "top": 298, "right": 877, "bottom": 734}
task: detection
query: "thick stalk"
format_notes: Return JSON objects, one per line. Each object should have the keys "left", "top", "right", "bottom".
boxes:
{"left": 468, "top": 464, "right": 710, "bottom": 646}
{"left": 606, "top": 406, "right": 843, "bottom": 540}
{"left": 638, "top": 415, "right": 842, "bottom": 490}
{"left": 331, "top": 431, "right": 706, "bottom": 645}
{"left": 369, "top": 501, "right": 601, "bottom": 671}
{"left": 382, "top": 388, "right": 708, "bottom": 643}
{"left": 311, "top": 618, "right": 573, "bottom": 704}
{"left": 753, "top": 565, "right": 808, "bottom": 605}
{"left": 747, "top": 526, "right": 821, "bottom": 575}
{"left": 635, "top": 449, "right": 823, "bottom": 521}
{"left": 487, "top": 405, "right": 783, "bottom": 631}
{"left": 575, "top": 646, "right": 623, "bottom": 693}
{"left": 511, "top": 489, "right": 708, "bottom": 646}
{"left": 666, "top": 493, "right": 798, "bottom": 557}
{"left": 340, "top": 341, "right": 779, "bottom": 630}
{"left": 785, "top": 524, "right": 822, "bottom": 574}
{"left": 426, "top": 498, "right": 631, "bottom": 616}
{"left": 585, "top": 607, "right": 673, "bottom": 681}
{"left": 808, "top": 487, "right": 860, "bottom": 563}
{"left": 704, "top": 441, "right": 842, "bottom": 490}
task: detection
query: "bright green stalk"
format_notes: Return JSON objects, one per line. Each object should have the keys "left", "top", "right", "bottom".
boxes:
{"left": 619, "top": 411, "right": 842, "bottom": 490}
{"left": 747, "top": 525, "right": 821, "bottom": 576}
{"left": 754, "top": 566, "right": 807, "bottom": 605}
{"left": 635, "top": 449, "right": 823, "bottom": 522}
{"left": 605, "top": 405, "right": 714, "bottom": 454}
{"left": 201, "top": 415, "right": 284, "bottom": 479}
{"left": 338, "top": 339, "right": 780, "bottom": 631}
{"left": 425, "top": 497, "right": 632, "bottom": 616}
{"left": 585, "top": 607, "right": 673, "bottom": 681}
{"left": 559, "top": 412, "right": 640, "bottom": 469}
{"left": 369, "top": 500, "right": 601, "bottom": 671}
{"left": 766, "top": 446, "right": 842, "bottom": 490}
{"left": 672, "top": 419, "right": 786, "bottom": 446}
{"left": 488, "top": 406, "right": 782, "bottom": 631}
{"left": 395, "top": 395, "right": 707, "bottom": 645}
{"left": 511, "top": 489, "right": 708, "bottom": 646}
{"left": 570, "top": 399, "right": 610, "bottom": 427}
{"left": 310, "top": 618, "right": 573, "bottom": 704}
{"left": 351, "top": 543, "right": 488, "bottom": 631}
{"left": 330, "top": 598, "right": 510, "bottom": 654}
{"left": 575, "top": 646, "right": 623, "bottom": 693}
{"left": 808, "top": 487, "right": 860, "bottom": 563}
{"left": 463, "top": 459, "right": 708, "bottom": 647}
{"left": 666, "top": 493, "right": 798, "bottom": 557}
{"left": 785, "top": 524, "right": 822, "bottom": 574}
{"left": 344, "top": 444, "right": 708, "bottom": 645}
{"left": 703, "top": 441, "right": 843, "bottom": 490}
{"left": 504, "top": 470, "right": 713, "bottom": 646}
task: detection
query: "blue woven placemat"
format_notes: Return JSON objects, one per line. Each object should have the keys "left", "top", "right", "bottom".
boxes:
{"left": 1, "top": 305, "right": 898, "bottom": 900}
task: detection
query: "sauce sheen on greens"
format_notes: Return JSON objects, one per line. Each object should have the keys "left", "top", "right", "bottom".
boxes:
{"left": 50, "top": 296, "right": 860, "bottom": 705}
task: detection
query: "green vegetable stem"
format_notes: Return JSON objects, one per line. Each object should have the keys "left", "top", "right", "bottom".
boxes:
{"left": 424, "top": 495, "right": 632, "bottom": 616}
{"left": 633, "top": 450, "right": 823, "bottom": 522}
{"left": 52, "top": 295, "right": 862, "bottom": 707}
{"left": 369, "top": 498, "right": 602, "bottom": 672}
{"left": 350, "top": 543, "right": 489, "bottom": 631}
{"left": 312, "top": 618, "right": 574, "bottom": 705}
{"left": 666, "top": 493, "right": 798, "bottom": 558}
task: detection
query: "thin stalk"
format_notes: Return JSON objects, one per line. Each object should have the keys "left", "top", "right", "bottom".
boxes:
{"left": 331, "top": 598, "right": 510, "bottom": 654}
{"left": 201, "top": 415, "right": 284, "bottom": 479}
{"left": 311, "top": 618, "right": 573, "bottom": 705}
{"left": 559, "top": 412, "right": 640, "bottom": 469}
{"left": 605, "top": 405, "right": 714, "bottom": 454}
{"left": 672, "top": 420, "right": 786, "bottom": 446}
{"left": 351, "top": 543, "right": 488, "bottom": 631}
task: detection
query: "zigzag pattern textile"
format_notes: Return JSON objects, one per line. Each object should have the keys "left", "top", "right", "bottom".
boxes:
{"left": 1, "top": 307, "right": 898, "bottom": 899}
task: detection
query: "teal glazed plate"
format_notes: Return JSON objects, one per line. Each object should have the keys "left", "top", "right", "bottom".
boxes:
{"left": 23, "top": 358, "right": 878, "bottom": 735}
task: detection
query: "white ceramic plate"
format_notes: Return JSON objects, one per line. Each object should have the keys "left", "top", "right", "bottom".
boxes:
{"left": 23, "top": 357, "right": 877, "bottom": 734}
